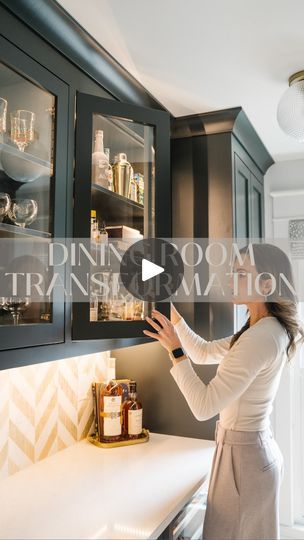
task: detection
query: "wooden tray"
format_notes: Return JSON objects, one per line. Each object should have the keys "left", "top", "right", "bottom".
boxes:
{"left": 87, "top": 428, "right": 150, "bottom": 448}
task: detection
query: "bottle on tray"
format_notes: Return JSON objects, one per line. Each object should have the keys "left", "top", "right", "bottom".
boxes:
{"left": 122, "top": 380, "right": 143, "bottom": 439}
{"left": 92, "top": 379, "right": 144, "bottom": 444}
{"left": 98, "top": 380, "right": 124, "bottom": 442}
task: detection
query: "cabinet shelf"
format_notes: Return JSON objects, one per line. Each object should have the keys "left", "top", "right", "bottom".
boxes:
{"left": 91, "top": 183, "right": 144, "bottom": 234}
{"left": 0, "top": 142, "right": 52, "bottom": 174}
{"left": 0, "top": 222, "right": 51, "bottom": 240}
{"left": 92, "top": 183, "right": 143, "bottom": 211}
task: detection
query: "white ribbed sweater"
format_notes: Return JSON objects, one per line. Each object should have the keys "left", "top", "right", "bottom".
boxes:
{"left": 170, "top": 316, "right": 289, "bottom": 431}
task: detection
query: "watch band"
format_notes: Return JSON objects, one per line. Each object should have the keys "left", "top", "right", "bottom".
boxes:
{"left": 171, "top": 347, "right": 185, "bottom": 358}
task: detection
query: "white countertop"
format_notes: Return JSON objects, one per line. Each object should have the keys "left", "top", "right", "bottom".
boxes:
{"left": 0, "top": 432, "right": 215, "bottom": 540}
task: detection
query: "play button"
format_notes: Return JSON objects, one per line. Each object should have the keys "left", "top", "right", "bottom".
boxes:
{"left": 120, "top": 238, "right": 184, "bottom": 302}
{"left": 142, "top": 259, "right": 164, "bottom": 281}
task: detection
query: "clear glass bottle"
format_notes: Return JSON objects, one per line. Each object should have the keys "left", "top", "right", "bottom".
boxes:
{"left": 99, "top": 220, "right": 108, "bottom": 246}
{"left": 92, "top": 130, "right": 109, "bottom": 188}
{"left": 99, "top": 380, "right": 124, "bottom": 442}
{"left": 104, "top": 147, "right": 114, "bottom": 191}
{"left": 122, "top": 381, "right": 143, "bottom": 439}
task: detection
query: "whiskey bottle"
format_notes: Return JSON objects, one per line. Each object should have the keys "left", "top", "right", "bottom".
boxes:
{"left": 122, "top": 381, "right": 143, "bottom": 439}
{"left": 99, "top": 380, "right": 123, "bottom": 442}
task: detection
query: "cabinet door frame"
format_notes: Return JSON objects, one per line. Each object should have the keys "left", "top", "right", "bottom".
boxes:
{"left": 249, "top": 171, "right": 265, "bottom": 239}
{"left": 0, "top": 36, "right": 68, "bottom": 350}
{"left": 233, "top": 151, "right": 265, "bottom": 240}
{"left": 234, "top": 152, "right": 251, "bottom": 239}
{"left": 72, "top": 92, "right": 171, "bottom": 340}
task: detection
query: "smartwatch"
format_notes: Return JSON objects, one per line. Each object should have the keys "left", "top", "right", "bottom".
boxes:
{"left": 171, "top": 347, "right": 185, "bottom": 358}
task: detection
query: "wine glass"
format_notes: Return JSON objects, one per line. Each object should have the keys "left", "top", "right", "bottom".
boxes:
{"left": 2, "top": 297, "right": 31, "bottom": 325}
{"left": 10, "top": 110, "right": 35, "bottom": 152}
{"left": 8, "top": 199, "right": 38, "bottom": 229}
{"left": 0, "top": 97, "right": 7, "bottom": 134}
{"left": 0, "top": 192, "right": 11, "bottom": 222}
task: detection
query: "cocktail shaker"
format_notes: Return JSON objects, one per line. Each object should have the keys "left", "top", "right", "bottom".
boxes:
{"left": 112, "top": 153, "right": 132, "bottom": 197}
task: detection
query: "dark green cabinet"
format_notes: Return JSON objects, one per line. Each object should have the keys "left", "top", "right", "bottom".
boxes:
{"left": 234, "top": 149, "right": 264, "bottom": 241}
{"left": 171, "top": 108, "right": 273, "bottom": 339}
{"left": 0, "top": 35, "right": 68, "bottom": 351}
{"left": 0, "top": 2, "right": 170, "bottom": 368}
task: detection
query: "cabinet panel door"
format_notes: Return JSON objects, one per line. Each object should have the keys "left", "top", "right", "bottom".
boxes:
{"left": 234, "top": 153, "right": 250, "bottom": 239}
{"left": 0, "top": 37, "right": 68, "bottom": 351}
{"left": 73, "top": 93, "right": 170, "bottom": 340}
{"left": 250, "top": 172, "right": 264, "bottom": 239}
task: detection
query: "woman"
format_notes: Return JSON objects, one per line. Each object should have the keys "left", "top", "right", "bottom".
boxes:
{"left": 143, "top": 243, "right": 304, "bottom": 540}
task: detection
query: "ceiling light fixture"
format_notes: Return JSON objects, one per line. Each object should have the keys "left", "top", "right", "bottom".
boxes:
{"left": 277, "top": 70, "right": 304, "bottom": 142}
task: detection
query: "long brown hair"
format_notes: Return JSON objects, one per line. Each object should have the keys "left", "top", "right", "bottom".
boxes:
{"left": 229, "top": 243, "right": 304, "bottom": 361}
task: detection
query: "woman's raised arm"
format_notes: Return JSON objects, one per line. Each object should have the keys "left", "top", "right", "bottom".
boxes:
{"left": 171, "top": 302, "right": 232, "bottom": 365}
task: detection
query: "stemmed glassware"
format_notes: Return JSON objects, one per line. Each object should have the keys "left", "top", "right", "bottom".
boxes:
{"left": 0, "top": 192, "right": 11, "bottom": 222}
{"left": 1, "top": 297, "right": 31, "bottom": 325}
{"left": 8, "top": 199, "right": 38, "bottom": 229}
{"left": 10, "top": 109, "right": 35, "bottom": 152}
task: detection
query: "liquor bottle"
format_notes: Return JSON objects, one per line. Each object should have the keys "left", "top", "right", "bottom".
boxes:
{"left": 122, "top": 381, "right": 143, "bottom": 439}
{"left": 104, "top": 148, "right": 114, "bottom": 191}
{"left": 91, "top": 209, "right": 99, "bottom": 241}
{"left": 89, "top": 295, "right": 98, "bottom": 321}
{"left": 129, "top": 176, "right": 138, "bottom": 202}
{"left": 133, "top": 173, "right": 144, "bottom": 205}
{"left": 92, "top": 130, "right": 109, "bottom": 188}
{"left": 99, "top": 380, "right": 124, "bottom": 442}
{"left": 99, "top": 220, "right": 108, "bottom": 246}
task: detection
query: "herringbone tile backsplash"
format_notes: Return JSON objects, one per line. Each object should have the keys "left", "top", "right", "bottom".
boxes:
{"left": 0, "top": 351, "right": 111, "bottom": 480}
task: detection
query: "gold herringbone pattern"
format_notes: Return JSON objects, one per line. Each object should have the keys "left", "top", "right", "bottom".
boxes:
{"left": 0, "top": 351, "right": 111, "bottom": 480}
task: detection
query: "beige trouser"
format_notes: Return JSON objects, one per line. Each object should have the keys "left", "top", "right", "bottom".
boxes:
{"left": 202, "top": 420, "right": 284, "bottom": 540}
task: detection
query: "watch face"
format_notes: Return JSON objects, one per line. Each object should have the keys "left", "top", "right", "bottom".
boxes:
{"left": 172, "top": 347, "right": 184, "bottom": 358}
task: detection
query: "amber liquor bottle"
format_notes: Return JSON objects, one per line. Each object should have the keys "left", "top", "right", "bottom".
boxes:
{"left": 122, "top": 381, "right": 143, "bottom": 439}
{"left": 99, "top": 380, "right": 123, "bottom": 442}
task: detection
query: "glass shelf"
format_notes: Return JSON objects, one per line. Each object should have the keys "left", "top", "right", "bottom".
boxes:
{"left": 0, "top": 222, "right": 51, "bottom": 239}
{"left": 0, "top": 141, "right": 52, "bottom": 178}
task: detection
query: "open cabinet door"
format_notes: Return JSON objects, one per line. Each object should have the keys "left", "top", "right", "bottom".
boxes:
{"left": 72, "top": 93, "right": 171, "bottom": 340}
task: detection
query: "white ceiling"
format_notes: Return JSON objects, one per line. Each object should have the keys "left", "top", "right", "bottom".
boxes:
{"left": 57, "top": 0, "right": 304, "bottom": 162}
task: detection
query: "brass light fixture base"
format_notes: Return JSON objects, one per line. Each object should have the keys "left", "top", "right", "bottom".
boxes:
{"left": 289, "top": 70, "right": 304, "bottom": 86}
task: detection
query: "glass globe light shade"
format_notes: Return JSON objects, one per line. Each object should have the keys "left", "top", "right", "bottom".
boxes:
{"left": 277, "top": 77, "right": 304, "bottom": 142}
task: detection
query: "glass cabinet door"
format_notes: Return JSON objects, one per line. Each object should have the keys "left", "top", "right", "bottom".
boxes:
{"left": 0, "top": 37, "right": 68, "bottom": 350}
{"left": 73, "top": 93, "right": 170, "bottom": 340}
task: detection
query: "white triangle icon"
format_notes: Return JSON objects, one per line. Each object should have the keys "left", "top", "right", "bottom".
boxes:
{"left": 142, "top": 258, "right": 164, "bottom": 282}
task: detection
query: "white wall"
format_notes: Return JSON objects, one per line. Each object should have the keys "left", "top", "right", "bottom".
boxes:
{"left": 265, "top": 159, "right": 304, "bottom": 238}
{"left": 264, "top": 159, "right": 304, "bottom": 527}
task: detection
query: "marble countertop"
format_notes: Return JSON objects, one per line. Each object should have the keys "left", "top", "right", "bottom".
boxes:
{"left": 0, "top": 432, "right": 215, "bottom": 540}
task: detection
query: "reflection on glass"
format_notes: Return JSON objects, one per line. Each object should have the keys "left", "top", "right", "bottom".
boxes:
{"left": 0, "top": 97, "right": 7, "bottom": 133}
{"left": 8, "top": 199, "right": 38, "bottom": 228}
{"left": 0, "top": 192, "right": 11, "bottom": 222}
{"left": 2, "top": 297, "right": 31, "bottom": 325}
{"left": 10, "top": 109, "right": 35, "bottom": 152}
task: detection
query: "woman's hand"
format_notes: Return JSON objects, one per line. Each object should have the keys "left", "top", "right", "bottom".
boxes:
{"left": 170, "top": 302, "right": 182, "bottom": 326}
{"left": 143, "top": 309, "right": 182, "bottom": 353}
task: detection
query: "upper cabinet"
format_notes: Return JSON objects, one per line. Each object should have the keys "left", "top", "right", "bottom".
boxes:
{"left": 171, "top": 108, "right": 273, "bottom": 339}
{"left": 72, "top": 93, "right": 170, "bottom": 340}
{"left": 0, "top": 4, "right": 171, "bottom": 363}
{"left": 0, "top": 36, "right": 68, "bottom": 351}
